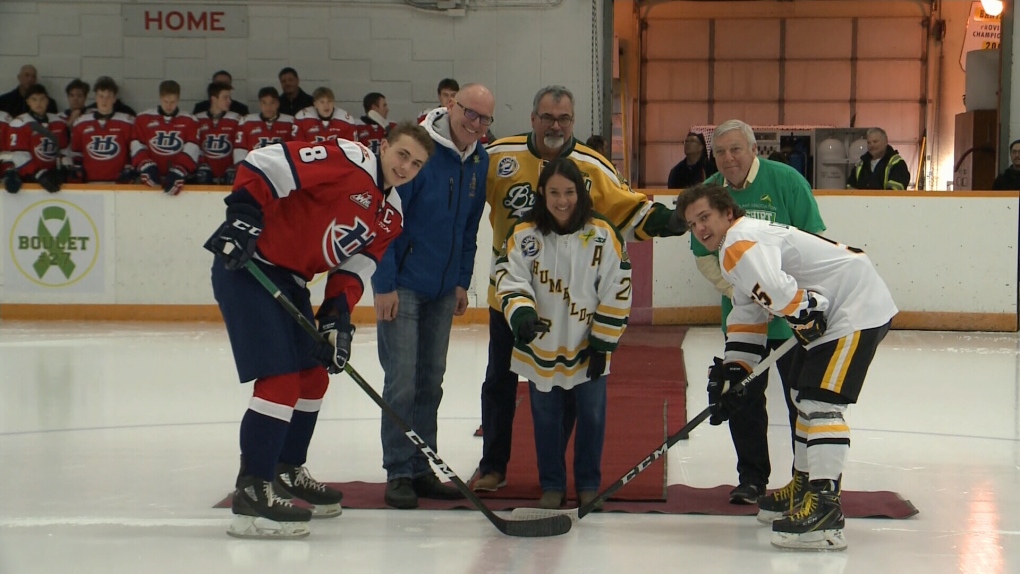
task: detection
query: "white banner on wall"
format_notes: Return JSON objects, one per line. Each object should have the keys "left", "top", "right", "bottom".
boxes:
{"left": 123, "top": 5, "right": 248, "bottom": 38}
{"left": 4, "top": 194, "right": 108, "bottom": 296}
{"left": 961, "top": 1, "right": 1002, "bottom": 70}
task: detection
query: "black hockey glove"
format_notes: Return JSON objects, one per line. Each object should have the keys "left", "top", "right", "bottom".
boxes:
{"left": 116, "top": 166, "right": 137, "bottom": 184}
{"left": 312, "top": 314, "right": 355, "bottom": 375}
{"left": 706, "top": 357, "right": 751, "bottom": 426}
{"left": 786, "top": 292, "right": 828, "bottom": 346}
{"left": 666, "top": 208, "right": 688, "bottom": 235}
{"left": 3, "top": 166, "right": 22, "bottom": 194}
{"left": 138, "top": 161, "right": 161, "bottom": 188}
{"left": 163, "top": 166, "right": 187, "bottom": 195}
{"left": 585, "top": 348, "right": 607, "bottom": 380}
{"left": 514, "top": 311, "right": 549, "bottom": 345}
{"left": 204, "top": 202, "right": 263, "bottom": 270}
{"left": 222, "top": 167, "right": 237, "bottom": 185}
{"left": 193, "top": 164, "right": 214, "bottom": 185}
{"left": 35, "top": 169, "right": 63, "bottom": 193}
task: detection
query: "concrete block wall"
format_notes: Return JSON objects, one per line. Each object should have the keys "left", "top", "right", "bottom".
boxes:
{"left": 0, "top": 0, "right": 602, "bottom": 139}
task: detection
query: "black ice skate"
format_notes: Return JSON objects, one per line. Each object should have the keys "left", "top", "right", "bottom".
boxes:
{"left": 228, "top": 476, "right": 312, "bottom": 539}
{"left": 756, "top": 469, "right": 808, "bottom": 524}
{"left": 273, "top": 463, "right": 343, "bottom": 518}
{"left": 770, "top": 483, "right": 847, "bottom": 551}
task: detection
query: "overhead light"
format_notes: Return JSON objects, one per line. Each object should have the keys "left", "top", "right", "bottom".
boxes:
{"left": 981, "top": 0, "right": 1003, "bottom": 17}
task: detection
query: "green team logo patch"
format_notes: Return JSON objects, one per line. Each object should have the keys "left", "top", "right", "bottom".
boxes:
{"left": 10, "top": 200, "right": 99, "bottom": 287}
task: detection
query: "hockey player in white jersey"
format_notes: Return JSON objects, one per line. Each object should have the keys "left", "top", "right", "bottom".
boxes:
{"left": 495, "top": 157, "right": 631, "bottom": 511}
{"left": 677, "top": 183, "right": 897, "bottom": 551}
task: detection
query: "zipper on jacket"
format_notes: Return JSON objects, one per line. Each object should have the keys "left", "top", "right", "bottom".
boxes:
{"left": 397, "top": 242, "right": 413, "bottom": 273}
{"left": 438, "top": 168, "right": 463, "bottom": 298}
{"left": 448, "top": 177, "right": 454, "bottom": 208}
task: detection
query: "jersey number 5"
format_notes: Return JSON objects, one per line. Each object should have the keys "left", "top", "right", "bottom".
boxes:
{"left": 751, "top": 283, "right": 772, "bottom": 307}
{"left": 298, "top": 145, "right": 328, "bottom": 163}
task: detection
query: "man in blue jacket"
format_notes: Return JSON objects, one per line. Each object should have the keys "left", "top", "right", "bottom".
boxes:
{"left": 371, "top": 83, "right": 495, "bottom": 509}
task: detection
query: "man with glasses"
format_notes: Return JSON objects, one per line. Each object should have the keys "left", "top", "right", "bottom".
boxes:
{"left": 471, "top": 85, "right": 688, "bottom": 494}
{"left": 372, "top": 83, "right": 495, "bottom": 509}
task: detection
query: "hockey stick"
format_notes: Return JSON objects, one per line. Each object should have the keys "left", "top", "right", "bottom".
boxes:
{"left": 243, "top": 260, "right": 572, "bottom": 538}
{"left": 510, "top": 337, "right": 798, "bottom": 523}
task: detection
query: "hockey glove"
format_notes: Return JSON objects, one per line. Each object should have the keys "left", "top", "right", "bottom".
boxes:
{"left": 514, "top": 311, "right": 549, "bottom": 345}
{"left": 706, "top": 357, "right": 751, "bottom": 426}
{"left": 64, "top": 164, "right": 84, "bottom": 184}
{"left": 193, "top": 164, "right": 214, "bottom": 185}
{"left": 585, "top": 348, "right": 607, "bottom": 380}
{"left": 138, "top": 161, "right": 161, "bottom": 188}
{"left": 116, "top": 166, "right": 137, "bottom": 184}
{"left": 786, "top": 291, "right": 829, "bottom": 346}
{"left": 35, "top": 169, "right": 63, "bottom": 193}
{"left": 3, "top": 166, "right": 21, "bottom": 194}
{"left": 222, "top": 167, "right": 237, "bottom": 185}
{"left": 313, "top": 315, "right": 355, "bottom": 375}
{"left": 666, "top": 208, "right": 688, "bottom": 235}
{"left": 163, "top": 166, "right": 187, "bottom": 195}
{"left": 204, "top": 202, "right": 263, "bottom": 270}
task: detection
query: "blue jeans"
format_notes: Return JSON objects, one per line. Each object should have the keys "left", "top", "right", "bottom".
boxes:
{"left": 378, "top": 287, "right": 457, "bottom": 480}
{"left": 529, "top": 376, "right": 607, "bottom": 493}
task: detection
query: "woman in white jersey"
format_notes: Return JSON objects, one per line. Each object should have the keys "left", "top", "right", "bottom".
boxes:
{"left": 495, "top": 158, "right": 632, "bottom": 510}
{"left": 677, "top": 184, "right": 897, "bottom": 551}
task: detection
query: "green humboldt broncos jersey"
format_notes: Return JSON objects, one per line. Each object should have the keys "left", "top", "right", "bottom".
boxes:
{"left": 692, "top": 158, "right": 826, "bottom": 338}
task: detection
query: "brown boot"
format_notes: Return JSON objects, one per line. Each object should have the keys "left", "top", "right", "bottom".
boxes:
{"left": 538, "top": 491, "right": 566, "bottom": 509}
{"left": 471, "top": 472, "right": 507, "bottom": 492}
{"left": 578, "top": 491, "right": 604, "bottom": 512}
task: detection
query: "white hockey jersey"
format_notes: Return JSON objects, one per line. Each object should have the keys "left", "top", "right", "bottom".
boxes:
{"left": 720, "top": 217, "right": 898, "bottom": 366}
{"left": 496, "top": 215, "right": 632, "bottom": 391}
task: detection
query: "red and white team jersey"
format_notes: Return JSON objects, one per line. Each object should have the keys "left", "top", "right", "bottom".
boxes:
{"left": 196, "top": 111, "right": 242, "bottom": 178}
{"left": 8, "top": 112, "right": 70, "bottom": 176}
{"left": 293, "top": 107, "right": 358, "bottom": 144}
{"left": 233, "top": 113, "right": 295, "bottom": 164}
{"left": 355, "top": 117, "right": 395, "bottom": 154}
{"left": 720, "top": 217, "right": 898, "bottom": 363}
{"left": 130, "top": 108, "right": 200, "bottom": 175}
{"left": 235, "top": 138, "right": 404, "bottom": 312}
{"left": 69, "top": 111, "right": 134, "bottom": 181}
{"left": 0, "top": 111, "right": 12, "bottom": 156}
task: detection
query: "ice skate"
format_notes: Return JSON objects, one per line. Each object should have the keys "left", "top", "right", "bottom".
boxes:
{"left": 228, "top": 476, "right": 312, "bottom": 539}
{"left": 771, "top": 485, "right": 847, "bottom": 551}
{"left": 757, "top": 469, "right": 808, "bottom": 524}
{"left": 273, "top": 463, "right": 343, "bottom": 518}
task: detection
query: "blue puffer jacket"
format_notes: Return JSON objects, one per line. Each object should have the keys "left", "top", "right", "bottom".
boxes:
{"left": 371, "top": 108, "right": 488, "bottom": 300}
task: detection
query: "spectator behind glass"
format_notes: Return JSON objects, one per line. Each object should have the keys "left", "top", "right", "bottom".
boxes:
{"left": 667, "top": 131, "right": 717, "bottom": 189}
{"left": 193, "top": 70, "right": 249, "bottom": 117}
{"left": 278, "top": 67, "right": 314, "bottom": 117}
{"left": 0, "top": 64, "right": 58, "bottom": 117}
{"left": 846, "top": 127, "right": 910, "bottom": 190}
{"left": 993, "top": 139, "right": 1020, "bottom": 191}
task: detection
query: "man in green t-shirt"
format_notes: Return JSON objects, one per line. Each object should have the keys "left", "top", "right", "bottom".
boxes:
{"left": 691, "top": 119, "right": 826, "bottom": 504}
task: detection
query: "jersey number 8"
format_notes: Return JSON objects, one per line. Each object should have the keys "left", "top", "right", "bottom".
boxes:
{"left": 299, "top": 145, "right": 328, "bottom": 163}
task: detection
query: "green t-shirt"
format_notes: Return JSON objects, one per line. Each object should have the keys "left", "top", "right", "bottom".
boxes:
{"left": 691, "top": 158, "right": 826, "bottom": 338}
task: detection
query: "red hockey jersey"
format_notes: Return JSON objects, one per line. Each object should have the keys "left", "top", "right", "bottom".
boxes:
{"left": 293, "top": 107, "right": 357, "bottom": 144}
{"left": 196, "top": 111, "right": 242, "bottom": 178}
{"left": 233, "top": 113, "right": 295, "bottom": 164}
{"left": 355, "top": 117, "right": 395, "bottom": 154}
{"left": 0, "top": 111, "right": 11, "bottom": 155}
{"left": 234, "top": 138, "right": 404, "bottom": 312}
{"left": 130, "top": 109, "right": 200, "bottom": 175}
{"left": 8, "top": 112, "right": 70, "bottom": 176}
{"left": 69, "top": 112, "right": 134, "bottom": 182}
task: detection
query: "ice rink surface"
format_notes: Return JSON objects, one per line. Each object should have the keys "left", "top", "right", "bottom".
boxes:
{"left": 1, "top": 322, "right": 1018, "bottom": 574}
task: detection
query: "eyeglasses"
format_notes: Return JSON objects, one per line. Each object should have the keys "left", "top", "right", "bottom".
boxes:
{"left": 537, "top": 114, "right": 574, "bottom": 127}
{"left": 456, "top": 101, "right": 494, "bottom": 126}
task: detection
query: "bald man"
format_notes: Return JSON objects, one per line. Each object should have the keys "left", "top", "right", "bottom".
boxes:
{"left": 372, "top": 83, "right": 496, "bottom": 509}
{"left": 0, "top": 65, "right": 58, "bottom": 117}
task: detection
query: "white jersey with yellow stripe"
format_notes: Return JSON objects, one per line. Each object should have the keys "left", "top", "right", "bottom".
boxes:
{"left": 720, "top": 217, "right": 897, "bottom": 366}
{"left": 496, "top": 216, "right": 632, "bottom": 391}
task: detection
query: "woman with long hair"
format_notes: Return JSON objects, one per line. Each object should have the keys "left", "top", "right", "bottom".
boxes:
{"left": 494, "top": 157, "right": 632, "bottom": 509}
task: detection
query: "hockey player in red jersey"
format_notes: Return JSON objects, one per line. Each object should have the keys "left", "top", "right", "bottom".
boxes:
{"left": 205, "top": 122, "right": 434, "bottom": 539}
{"left": 3, "top": 85, "right": 69, "bottom": 193}
{"left": 67, "top": 77, "right": 135, "bottom": 183}
{"left": 356, "top": 92, "right": 396, "bottom": 154}
{"left": 233, "top": 87, "right": 295, "bottom": 165}
{"left": 293, "top": 87, "right": 357, "bottom": 143}
{"left": 130, "top": 80, "right": 200, "bottom": 195}
{"left": 194, "top": 81, "right": 242, "bottom": 185}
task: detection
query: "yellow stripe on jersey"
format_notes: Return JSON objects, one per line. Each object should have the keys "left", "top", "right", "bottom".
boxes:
{"left": 722, "top": 240, "right": 757, "bottom": 273}
{"left": 821, "top": 331, "right": 860, "bottom": 394}
{"left": 503, "top": 295, "right": 533, "bottom": 318}
{"left": 524, "top": 343, "right": 583, "bottom": 362}
{"left": 591, "top": 322, "right": 623, "bottom": 339}
{"left": 728, "top": 322, "right": 768, "bottom": 335}
{"left": 594, "top": 303, "right": 628, "bottom": 318}
{"left": 780, "top": 289, "right": 806, "bottom": 316}
{"left": 511, "top": 348, "right": 586, "bottom": 377}
{"left": 795, "top": 421, "right": 851, "bottom": 435}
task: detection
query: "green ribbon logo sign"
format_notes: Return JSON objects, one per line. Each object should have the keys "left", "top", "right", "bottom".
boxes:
{"left": 33, "top": 206, "right": 76, "bottom": 279}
